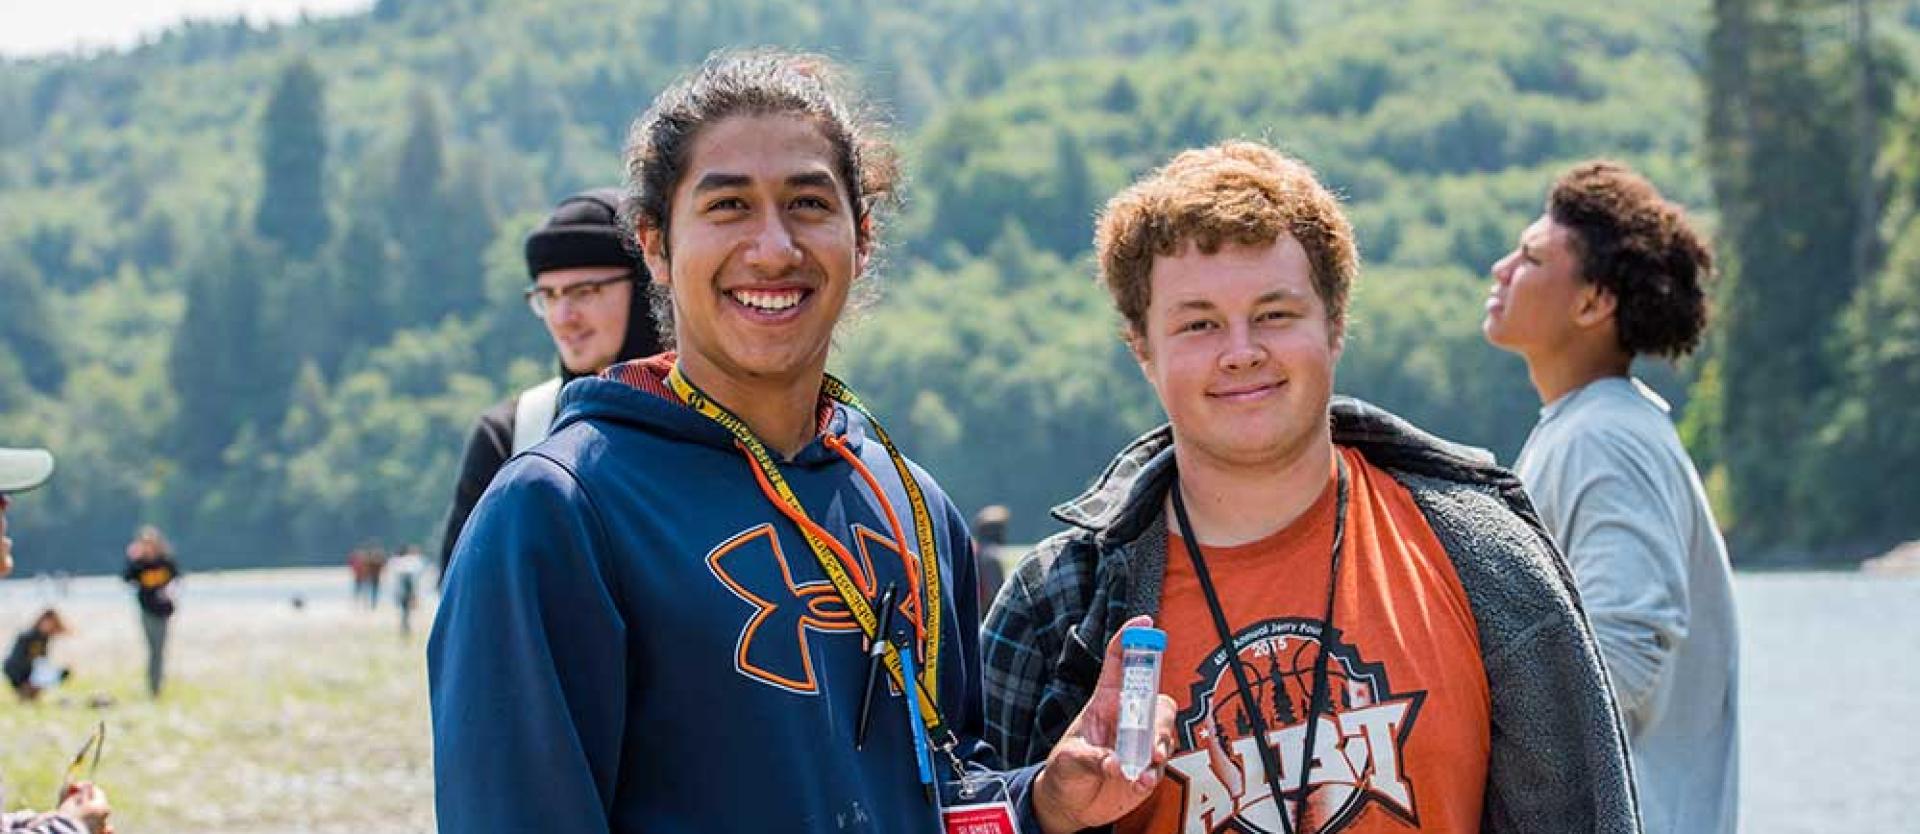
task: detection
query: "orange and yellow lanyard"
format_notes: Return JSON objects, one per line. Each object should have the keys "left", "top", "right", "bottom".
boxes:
{"left": 665, "top": 364, "right": 951, "bottom": 743}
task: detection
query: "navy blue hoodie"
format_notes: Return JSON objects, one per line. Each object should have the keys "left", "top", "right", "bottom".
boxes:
{"left": 428, "top": 357, "right": 1038, "bottom": 832}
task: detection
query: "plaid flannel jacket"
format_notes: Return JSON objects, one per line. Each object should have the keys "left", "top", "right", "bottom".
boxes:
{"left": 980, "top": 397, "right": 1642, "bottom": 834}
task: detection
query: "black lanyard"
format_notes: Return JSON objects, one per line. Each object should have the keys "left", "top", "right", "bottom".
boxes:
{"left": 1169, "top": 454, "right": 1349, "bottom": 834}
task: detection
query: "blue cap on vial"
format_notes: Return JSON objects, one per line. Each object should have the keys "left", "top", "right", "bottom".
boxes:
{"left": 1119, "top": 626, "right": 1166, "bottom": 652}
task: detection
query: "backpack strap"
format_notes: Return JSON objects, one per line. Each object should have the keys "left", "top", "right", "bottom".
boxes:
{"left": 510, "top": 377, "right": 564, "bottom": 455}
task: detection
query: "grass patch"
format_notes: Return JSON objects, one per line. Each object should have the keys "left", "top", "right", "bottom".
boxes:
{"left": 1, "top": 570, "right": 433, "bottom": 833}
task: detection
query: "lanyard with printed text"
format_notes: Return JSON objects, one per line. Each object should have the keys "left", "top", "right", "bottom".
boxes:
{"left": 666, "top": 363, "right": 952, "bottom": 746}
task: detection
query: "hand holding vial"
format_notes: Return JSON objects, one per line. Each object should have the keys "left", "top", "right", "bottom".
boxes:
{"left": 1031, "top": 615, "right": 1178, "bottom": 834}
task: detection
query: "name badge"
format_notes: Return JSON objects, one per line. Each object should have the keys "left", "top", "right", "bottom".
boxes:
{"left": 940, "top": 769, "right": 1021, "bottom": 834}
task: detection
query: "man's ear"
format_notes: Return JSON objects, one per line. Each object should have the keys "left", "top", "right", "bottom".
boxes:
{"left": 1125, "top": 325, "right": 1150, "bottom": 365}
{"left": 638, "top": 223, "right": 671, "bottom": 286}
{"left": 1575, "top": 282, "right": 1618, "bottom": 330}
{"left": 854, "top": 212, "right": 875, "bottom": 277}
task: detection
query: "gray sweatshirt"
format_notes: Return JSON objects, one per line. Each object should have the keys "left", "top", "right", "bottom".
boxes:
{"left": 1515, "top": 376, "right": 1739, "bottom": 834}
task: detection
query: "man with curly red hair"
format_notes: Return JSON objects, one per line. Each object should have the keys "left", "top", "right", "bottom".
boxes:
{"left": 984, "top": 141, "right": 1638, "bottom": 834}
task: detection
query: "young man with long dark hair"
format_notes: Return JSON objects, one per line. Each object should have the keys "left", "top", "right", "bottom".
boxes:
{"left": 430, "top": 51, "right": 1173, "bottom": 833}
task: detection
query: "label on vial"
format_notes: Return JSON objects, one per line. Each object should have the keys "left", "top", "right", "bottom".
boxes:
{"left": 1119, "top": 663, "right": 1156, "bottom": 730}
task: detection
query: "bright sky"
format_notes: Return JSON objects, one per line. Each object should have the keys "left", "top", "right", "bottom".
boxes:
{"left": 0, "top": 0, "right": 372, "bottom": 58}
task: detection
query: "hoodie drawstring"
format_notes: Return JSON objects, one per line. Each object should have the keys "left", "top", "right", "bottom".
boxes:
{"left": 824, "top": 433, "right": 927, "bottom": 647}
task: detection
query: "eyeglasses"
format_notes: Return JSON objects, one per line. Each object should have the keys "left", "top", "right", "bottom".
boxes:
{"left": 525, "top": 272, "right": 637, "bottom": 318}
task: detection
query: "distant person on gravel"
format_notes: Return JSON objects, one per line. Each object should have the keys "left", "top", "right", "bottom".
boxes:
{"left": 122, "top": 525, "right": 181, "bottom": 698}
{"left": 5, "top": 609, "right": 71, "bottom": 701}
{"left": 362, "top": 543, "right": 388, "bottom": 609}
{"left": 390, "top": 544, "right": 426, "bottom": 636}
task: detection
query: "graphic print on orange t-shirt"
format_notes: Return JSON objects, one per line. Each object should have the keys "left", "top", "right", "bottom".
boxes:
{"left": 1116, "top": 447, "right": 1490, "bottom": 834}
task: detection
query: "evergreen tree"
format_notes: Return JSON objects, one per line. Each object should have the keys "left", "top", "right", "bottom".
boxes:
{"left": 1100, "top": 75, "right": 1140, "bottom": 113}
{"left": 1047, "top": 129, "right": 1096, "bottom": 255}
{"left": 1806, "top": 242, "right": 1920, "bottom": 551}
{"left": 577, "top": 66, "right": 631, "bottom": 143}
{"left": 168, "top": 236, "right": 298, "bottom": 474}
{"left": 23, "top": 223, "right": 77, "bottom": 290}
{"left": 169, "top": 239, "right": 269, "bottom": 472}
{"left": 436, "top": 161, "right": 498, "bottom": 319}
{"left": 275, "top": 258, "right": 341, "bottom": 376}
{"left": 1803, "top": 89, "right": 1920, "bottom": 553}
{"left": 333, "top": 213, "right": 399, "bottom": 354}
{"left": 501, "top": 61, "right": 567, "bottom": 153}
{"left": 255, "top": 58, "right": 331, "bottom": 258}
{"left": 388, "top": 89, "right": 449, "bottom": 324}
{"left": 1704, "top": 0, "right": 1883, "bottom": 551}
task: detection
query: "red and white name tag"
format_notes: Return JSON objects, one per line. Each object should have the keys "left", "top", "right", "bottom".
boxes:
{"left": 941, "top": 801, "right": 1020, "bottom": 834}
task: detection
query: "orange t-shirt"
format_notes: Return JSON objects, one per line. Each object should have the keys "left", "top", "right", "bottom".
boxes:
{"left": 1116, "top": 446, "right": 1490, "bottom": 834}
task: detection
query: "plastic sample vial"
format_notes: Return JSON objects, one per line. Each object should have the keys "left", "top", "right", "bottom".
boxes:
{"left": 1114, "top": 626, "right": 1167, "bottom": 780}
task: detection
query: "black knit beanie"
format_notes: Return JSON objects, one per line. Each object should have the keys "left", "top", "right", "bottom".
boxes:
{"left": 524, "top": 188, "right": 664, "bottom": 379}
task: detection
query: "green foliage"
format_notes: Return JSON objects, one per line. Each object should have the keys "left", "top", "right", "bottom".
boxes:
{"left": 0, "top": 253, "right": 66, "bottom": 393}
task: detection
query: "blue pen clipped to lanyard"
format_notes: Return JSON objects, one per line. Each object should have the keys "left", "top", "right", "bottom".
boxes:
{"left": 897, "top": 643, "right": 937, "bottom": 807}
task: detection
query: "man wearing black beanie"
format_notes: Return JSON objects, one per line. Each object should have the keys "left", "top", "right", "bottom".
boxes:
{"left": 437, "top": 188, "right": 664, "bottom": 573}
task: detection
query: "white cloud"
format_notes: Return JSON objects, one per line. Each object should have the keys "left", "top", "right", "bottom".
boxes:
{"left": 0, "top": 0, "right": 373, "bottom": 58}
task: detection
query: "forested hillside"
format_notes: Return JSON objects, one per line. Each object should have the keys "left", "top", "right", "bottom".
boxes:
{"left": 1, "top": 0, "right": 1913, "bottom": 568}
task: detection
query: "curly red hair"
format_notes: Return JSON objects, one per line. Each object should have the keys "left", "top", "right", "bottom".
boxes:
{"left": 1094, "top": 141, "right": 1358, "bottom": 338}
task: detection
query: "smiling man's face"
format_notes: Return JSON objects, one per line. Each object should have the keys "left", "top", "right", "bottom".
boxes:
{"left": 1132, "top": 236, "right": 1342, "bottom": 473}
{"left": 640, "top": 113, "right": 866, "bottom": 393}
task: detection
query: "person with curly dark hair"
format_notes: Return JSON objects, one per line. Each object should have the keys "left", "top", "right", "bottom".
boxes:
{"left": 1485, "top": 160, "right": 1738, "bottom": 834}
